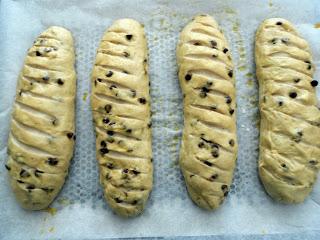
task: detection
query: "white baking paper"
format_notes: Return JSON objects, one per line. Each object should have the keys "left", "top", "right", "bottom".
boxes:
{"left": 0, "top": 0, "right": 320, "bottom": 239}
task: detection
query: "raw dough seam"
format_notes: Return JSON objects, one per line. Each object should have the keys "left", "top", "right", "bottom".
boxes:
{"left": 195, "top": 156, "right": 230, "bottom": 172}
{"left": 94, "top": 92, "right": 135, "bottom": 105}
{"left": 197, "top": 119, "right": 231, "bottom": 134}
{"left": 20, "top": 90, "right": 62, "bottom": 103}
{"left": 262, "top": 64, "right": 312, "bottom": 78}
{"left": 101, "top": 39, "right": 129, "bottom": 47}
{"left": 25, "top": 63, "right": 61, "bottom": 73}
{"left": 184, "top": 53, "right": 232, "bottom": 68}
{"left": 97, "top": 50, "right": 131, "bottom": 59}
{"left": 94, "top": 63, "right": 132, "bottom": 75}
{"left": 9, "top": 133, "right": 58, "bottom": 157}
{"left": 94, "top": 78, "right": 132, "bottom": 91}
{"left": 95, "top": 127, "right": 142, "bottom": 141}
{"left": 12, "top": 118, "right": 52, "bottom": 137}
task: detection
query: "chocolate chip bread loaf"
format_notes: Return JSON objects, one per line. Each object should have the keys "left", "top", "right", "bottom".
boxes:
{"left": 256, "top": 18, "right": 320, "bottom": 203}
{"left": 5, "top": 27, "right": 76, "bottom": 210}
{"left": 91, "top": 19, "right": 153, "bottom": 217}
{"left": 177, "top": 15, "right": 238, "bottom": 210}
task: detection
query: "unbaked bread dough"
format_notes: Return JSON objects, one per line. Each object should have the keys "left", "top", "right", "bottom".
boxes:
{"left": 177, "top": 15, "right": 238, "bottom": 210}
{"left": 5, "top": 26, "right": 76, "bottom": 210}
{"left": 91, "top": 19, "right": 153, "bottom": 217}
{"left": 256, "top": 18, "right": 320, "bottom": 203}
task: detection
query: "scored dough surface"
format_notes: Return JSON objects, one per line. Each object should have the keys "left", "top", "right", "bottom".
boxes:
{"left": 177, "top": 15, "right": 238, "bottom": 210}
{"left": 5, "top": 26, "right": 76, "bottom": 210}
{"left": 91, "top": 19, "right": 153, "bottom": 217}
{"left": 256, "top": 18, "right": 320, "bottom": 203}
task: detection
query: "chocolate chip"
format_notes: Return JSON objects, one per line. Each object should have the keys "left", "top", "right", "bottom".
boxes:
{"left": 42, "top": 187, "right": 54, "bottom": 193}
{"left": 67, "top": 132, "right": 74, "bottom": 139}
{"left": 100, "top": 140, "right": 107, "bottom": 148}
{"left": 109, "top": 84, "right": 117, "bottom": 90}
{"left": 210, "top": 174, "right": 218, "bottom": 181}
{"left": 204, "top": 160, "right": 212, "bottom": 167}
{"left": 294, "top": 78, "right": 300, "bottom": 83}
{"left": 229, "top": 139, "right": 235, "bottom": 146}
{"left": 281, "top": 163, "right": 287, "bottom": 168}
{"left": 102, "top": 118, "right": 110, "bottom": 124}
{"left": 52, "top": 118, "right": 57, "bottom": 125}
{"left": 147, "top": 122, "right": 152, "bottom": 128}
{"left": 185, "top": 74, "right": 192, "bottom": 81}
{"left": 115, "top": 197, "right": 122, "bottom": 203}
{"left": 297, "top": 131, "right": 303, "bottom": 137}
{"left": 305, "top": 61, "right": 312, "bottom": 70}
{"left": 212, "top": 54, "right": 218, "bottom": 58}
{"left": 26, "top": 184, "right": 35, "bottom": 190}
{"left": 278, "top": 101, "right": 283, "bottom": 106}
{"left": 144, "top": 59, "right": 147, "bottom": 63}
{"left": 309, "top": 160, "right": 318, "bottom": 165}
{"left": 47, "top": 157, "right": 58, "bottom": 166}
{"left": 97, "top": 78, "right": 102, "bottom": 82}
{"left": 281, "top": 38, "right": 289, "bottom": 44}
{"left": 73, "top": 135, "right": 76, "bottom": 140}
{"left": 123, "top": 70, "right": 129, "bottom": 74}
{"left": 105, "top": 104, "right": 112, "bottom": 113}
{"left": 124, "top": 52, "right": 130, "bottom": 57}
{"left": 138, "top": 98, "right": 146, "bottom": 104}
{"left": 5, "top": 164, "right": 11, "bottom": 171}
{"left": 200, "top": 87, "right": 209, "bottom": 98}
{"left": 106, "top": 163, "right": 114, "bottom": 169}
{"left": 225, "top": 96, "right": 232, "bottom": 104}
{"left": 57, "top": 78, "right": 64, "bottom": 85}
{"left": 123, "top": 169, "right": 129, "bottom": 174}
{"left": 228, "top": 70, "right": 233, "bottom": 78}
{"left": 150, "top": 158, "right": 153, "bottom": 162}
{"left": 20, "top": 169, "right": 30, "bottom": 178}
{"left": 271, "top": 38, "right": 277, "bottom": 44}
{"left": 132, "top": 200, "right": 138, "bottom": 205}
{"left": 221, "top": 185, "right": 229, "bottom": 196}
{"left": 36, "top": 51, "right": 42, "bottom": 56}
{"left": 17, "top": 180, "right": 25, "bottom": 184}
{"left": 211, "top": 150, "right": 219, "bottom": 158}
{"left": 107, "top": 130, "right": 114, "bottom": 136}
{"left": 125, "top": 129, "right": 132, "bottom": 135}
{"left": 132, "top": 170, "right": 140, "bottom": 175}
{"left": 289, "top": 92, "right": 297, "bottom": 98}
{"left": 210, "top": 40, "right": 217, "bottom": 48}
{"left": 198, "top": 142, "right": 205, "bottom": 148}
{"left": 194, "top": 42, "right": 201, "bottom": 46}
{"left": 106, "top": 71, "right": 113, "bottom": 77}
{"left": 229, "top": 109, "right": 234, "bottom": 115}
{"left": 34, "top": 169, "right": 44, "bottom": 177}
{"left": 223, "top": 48, "right": 228, "bottom": 54}
{"left": 207, "top": 81, "right": 213, "bottom": 86}
{"left": 276, "top": 21, "right": 282, "bottom": 25}
{"left": 100, "top": 148, "right": 109, "bottom": 155}
{"left": 131, "top": 90, "right": 136, "bottom": 98}
{"left": 126, "top": 34, "right": 133, "bottom": 40}
{"left": 311, "top": 80, "right": 318, "bottom": 87}
{"left": 42, "top": 76, "right": 49, "bottom": 81}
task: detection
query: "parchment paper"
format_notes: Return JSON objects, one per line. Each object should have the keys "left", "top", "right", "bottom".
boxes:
{"left": 0, "top": 0, "right": 320, "bottom": 239}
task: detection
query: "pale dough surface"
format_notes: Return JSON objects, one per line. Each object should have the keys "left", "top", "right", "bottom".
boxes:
{"left": 177, "top": 15, "right": 238, "bottom": 210}
{"left": 91, "top": 19, "right": 153, "bottom": 217}
{"left": 5, "top": 26, "right": 76, "bottom": 210}
{"left": 256, "top": 18, "right": 320, "bottom": 203}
